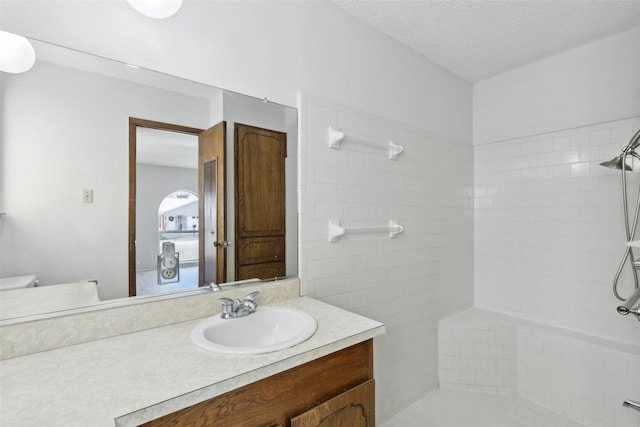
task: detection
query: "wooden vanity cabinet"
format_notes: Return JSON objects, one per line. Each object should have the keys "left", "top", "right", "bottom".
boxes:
{"left": 139, "top": 340, "right": 375, "bottom": 427}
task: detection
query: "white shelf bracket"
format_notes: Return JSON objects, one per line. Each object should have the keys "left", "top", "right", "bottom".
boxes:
{"left": 389, "top": 142, "right": 403, "bottom": 160}
{"left": 328, "top": 220, "right": 346, "bottom": 242}
{"left": 328, "top": 126, "right": 345, "bottom": 149}
{"left": 389, "top": 220, "right": 404, "bottom": 238}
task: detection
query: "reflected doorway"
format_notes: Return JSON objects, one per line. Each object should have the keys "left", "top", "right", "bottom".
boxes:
{"left": 129, "top": 118, "right": 226, "bottom": 297}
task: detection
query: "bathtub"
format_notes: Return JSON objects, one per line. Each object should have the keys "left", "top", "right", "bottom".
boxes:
{"left": 436, "top": 308, "right": 640, "bottom": 427}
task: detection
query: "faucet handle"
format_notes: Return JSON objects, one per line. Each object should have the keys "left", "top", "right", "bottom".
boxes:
{"left": 243, "top": 291, "right": 259, "bottom": 302}
{"left": 218, "top": 298, "right": 235, "bottom": 318}
{"left": 240, "top": 291, "right": 259, "bottom": 313}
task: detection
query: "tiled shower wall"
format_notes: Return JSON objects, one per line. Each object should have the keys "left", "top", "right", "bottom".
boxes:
{"left": 438, "top": 308, "right": 640, "bottom": 427}
{"left": 298, "top": 94, "right": 474, "bottom": 421}
{"left": 475, "top": 117, "right": 640, "bottom": 345}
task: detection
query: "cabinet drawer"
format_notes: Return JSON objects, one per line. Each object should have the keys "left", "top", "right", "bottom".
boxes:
{"left": 237, "top": 237, "right": 285, "bottom": 265}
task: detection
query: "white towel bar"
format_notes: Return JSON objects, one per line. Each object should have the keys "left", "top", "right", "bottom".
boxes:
{"left": 328, "top": 126, "right": 403, "bottom": 160}
{"left": 328, "top": 219, "right": 404, "bottom": 242}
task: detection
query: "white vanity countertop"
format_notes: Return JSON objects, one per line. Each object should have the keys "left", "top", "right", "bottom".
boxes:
{"left": 0, "top": 297, "right": 384, "bottom": 427}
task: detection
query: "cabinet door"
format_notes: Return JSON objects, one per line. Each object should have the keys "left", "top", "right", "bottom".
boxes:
{"left": 290, "top": 380, "right": 375, "bottom": 427}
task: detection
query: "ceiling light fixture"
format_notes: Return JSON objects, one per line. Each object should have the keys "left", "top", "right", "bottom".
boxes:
{"left": 126, "top": 0, "right": 183, "bottom": 19}
{"left": 0, "top": 30, "right": 36, "bottom": 73}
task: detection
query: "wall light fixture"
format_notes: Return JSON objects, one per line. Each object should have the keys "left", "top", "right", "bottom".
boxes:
{"left": 0, "top": 30, "right": 36, "bottom": 73}
{"left": 126, "top": 0, "right": 183, "bottom": 19}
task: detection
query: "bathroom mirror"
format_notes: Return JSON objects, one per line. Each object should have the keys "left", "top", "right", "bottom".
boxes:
{"left": 0, "top": 39, "right": 298, "bottom": 320}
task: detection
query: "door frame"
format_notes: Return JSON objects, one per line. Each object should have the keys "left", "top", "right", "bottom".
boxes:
{"left": 128, "top": 117, "right": 204, "bottom": 297}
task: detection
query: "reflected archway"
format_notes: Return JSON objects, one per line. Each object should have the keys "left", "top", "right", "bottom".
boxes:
{"left": 135, "top": 190, "right": 199, "bottom": 295}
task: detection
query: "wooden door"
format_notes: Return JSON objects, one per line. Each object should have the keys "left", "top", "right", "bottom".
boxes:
{"left": 291, "top": 380, "right": 375, "bottom": 427}
{"left": 199, "top": 122, "right": 226, "bottom": 286}
{"left": 235, "top": 123, "right": 286, "bottom": 280}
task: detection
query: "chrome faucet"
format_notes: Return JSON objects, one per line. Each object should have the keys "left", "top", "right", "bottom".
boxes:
{"left": 617, "top": 286, "right": 640, "bottom": 321}
{"left": 218, "top": 291, "right": 259, "bottom": 319}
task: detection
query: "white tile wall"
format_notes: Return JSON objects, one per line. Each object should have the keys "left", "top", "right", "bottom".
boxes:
{"left": 298, "top": 94, "right": 474, "bottom": 422}
{"left": 439, "top": 314, "right": 517, "bottom": 394}
{"left": 517, "top": 327, "right": 640, "bottom": 427}
{"left": 438, "top": 308, "right": 640, "bottom": 427}
{"left": 475, "top": 117, "right": 640, "bottom": 345}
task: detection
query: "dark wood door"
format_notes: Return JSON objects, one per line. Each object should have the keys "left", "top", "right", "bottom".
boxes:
{"left": 291, "top": 380, "right": 375, "bottom": 427}
{"left": 235, "top": 123, "right": 286, "bottom": 280}
{"left": 199, "top": 122, "right": 226, "bottom": 286}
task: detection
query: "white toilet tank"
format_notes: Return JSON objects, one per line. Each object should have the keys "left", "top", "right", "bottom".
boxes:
{"left": 0, "top": 275, "right": 38, "bottom": 291}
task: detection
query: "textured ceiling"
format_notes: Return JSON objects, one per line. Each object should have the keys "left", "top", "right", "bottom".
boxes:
{"left": 330, "top": 0, "right": 640, "bottom": 82}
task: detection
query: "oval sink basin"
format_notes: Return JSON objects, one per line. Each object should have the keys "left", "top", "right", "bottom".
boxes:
{"left": 191, "top": 306, "right": 317, "bottom": 354}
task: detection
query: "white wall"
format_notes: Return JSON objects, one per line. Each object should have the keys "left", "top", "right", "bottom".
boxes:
{"left": 299, "top": 94, "right": 474, "bottom": 418}
{"left": 1, "top": 59, "right": 211, "bottom": 300}
{"left": 474, "top": 26, "right": 640, "bottom": 346}
{"left": 474, "top": 26, "right": 640, "bottom": 145}
{"left": 475, "top": 117, "right": 640, "bottom": 345}
{"left": 1, "top": 1, "right": 473, "bottom": 422}
{"left": 0, "top": 72, "right": 5, "bottom": 270}
{"left": 0, "top": 0, "right": 471, "bottom": 143}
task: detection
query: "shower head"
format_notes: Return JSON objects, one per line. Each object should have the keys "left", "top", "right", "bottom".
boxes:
{"left": 599, "top": 154, "right": 633, "bottom": 171}
{"left": 599, "top": 128, "right": 640, "bottom": 171}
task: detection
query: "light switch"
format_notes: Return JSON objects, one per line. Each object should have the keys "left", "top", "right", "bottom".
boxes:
{"left": 83, "top": 189, "right": 94, "bottom": 204}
